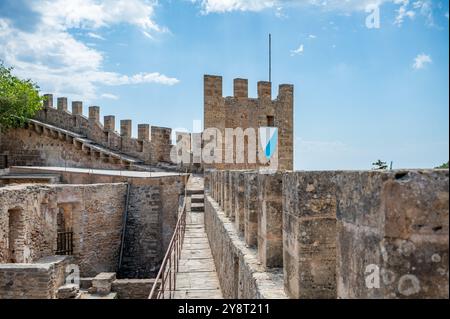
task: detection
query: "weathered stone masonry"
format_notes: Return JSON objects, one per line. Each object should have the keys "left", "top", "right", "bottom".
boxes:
{"left": 0, "top": 255, "right": 72, "bottom": 299}
{"left": 8, "top": 166, "right": 188, "bottom": 279}
{"left": 0, "top": 95, "right": 173, "bottom": 170}
{"left": 206, "top": 169, "right": 449, "bottom": 299}
{"left": 0, "top": 125, "right": 132, "bottom": 172}
{"left": 0, "top": 183, "right": 127, "bottom": 276}
{"left": 38, "top": 95, "right": 173, "bottom": 164}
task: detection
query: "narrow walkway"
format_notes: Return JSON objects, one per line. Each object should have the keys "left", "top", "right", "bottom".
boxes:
{"left": 173, "top": 175, "right": 223, "bottom": 299}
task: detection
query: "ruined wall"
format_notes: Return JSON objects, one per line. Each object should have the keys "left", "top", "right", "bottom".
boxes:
{"left": 206, "top": 169, "right": 449, "bottom": 299}
{"left": 59, "top": 184, "right": 127, "bottom": 276}
{"left": 0, "top": 255, "right": 72, "bottom": 299}
{"left": 203, "top": 75, "right": 293, "bottom": 171}
{"left": 0, "top": 183, "right": 127, "bottom": 277}
{"left": 0, "top": 184, "right": 58, "bottom": 263}
{"left": 5, "top": 167, "right": 187, "bottom": 278}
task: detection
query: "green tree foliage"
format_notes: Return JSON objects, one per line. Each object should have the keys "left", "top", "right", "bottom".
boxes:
{"left": 435, "top": 162, "right": 449, "bottom": 169}
{"left": 0, "top": 62, "right": 43, "bottom": 129}
{"left": 372, "top": 159, "right": 388, "bottom": 170}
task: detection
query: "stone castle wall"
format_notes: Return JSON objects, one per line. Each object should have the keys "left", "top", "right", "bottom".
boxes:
{"left": 204, "top": 191, "right": 287, "bottom": 299}
{"left": 0, "top": 126, "right": 130, "bottom": 170}
{"left": 203, "top": 75, "right": 293, "bottom": 171}
{"left": 0, "top": 94, "right": 173, "bottom": 167}
{"left": 206, "top": 169, "right": 449, "bottom": 299}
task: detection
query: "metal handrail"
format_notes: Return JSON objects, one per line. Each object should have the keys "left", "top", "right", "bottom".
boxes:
{"left": 148, "top": 187, "right": 188, "bottom": 299}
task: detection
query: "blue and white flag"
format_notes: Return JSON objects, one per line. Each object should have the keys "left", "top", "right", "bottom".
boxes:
{"left": 259, "top": 127, "right": 278, "bottom": 160}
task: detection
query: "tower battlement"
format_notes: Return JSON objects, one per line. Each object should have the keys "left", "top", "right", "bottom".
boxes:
{"left": 204, "top": 74, "right": 293, "bottom": 101}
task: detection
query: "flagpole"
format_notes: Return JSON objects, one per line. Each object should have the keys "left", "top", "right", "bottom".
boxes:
{"left": 269, "top": 33, "right": 272, "bottom": 83}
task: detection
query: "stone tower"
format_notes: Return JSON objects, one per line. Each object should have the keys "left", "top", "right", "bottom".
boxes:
{"left": 203, "top": 75, "right": 293, "bottom": 171}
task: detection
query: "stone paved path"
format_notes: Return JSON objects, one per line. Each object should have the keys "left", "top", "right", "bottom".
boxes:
{"left": 173, "top": 175, "right": 223, "bottom": 299}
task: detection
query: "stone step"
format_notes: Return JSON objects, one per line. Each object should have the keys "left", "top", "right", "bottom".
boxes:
{"left": 187, "top": 189, "right": 204, "bottom": 195}
{"left": 191, "top": 194, "right": 204, "bottom": 203}
{"left": 190, "top": 203, "right": 204, "bottom": 212}
{"left": 79, "top": 291, "right": 118, "bottom": 299}
{"left": 0, "top": 173, "right": 61, "bottom": 184}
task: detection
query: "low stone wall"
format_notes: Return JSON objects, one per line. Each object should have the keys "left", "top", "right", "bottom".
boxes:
{"left": 111, "top": 278, "right": 158, "bottom": 299}
{"left": 0, "top": 255, "right": 71, "bottom": 299}
{"left": 204, "top": 193, "right": 287, "bottom": 299}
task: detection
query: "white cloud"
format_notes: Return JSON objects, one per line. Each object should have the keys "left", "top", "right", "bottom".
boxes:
{"left": 308, "top": 34, "right": 317, "bottom": 39}
{"left": 0, "top": 1, "right": 178, "bottom": 101}
{"left": 101, "top": 93, "right": 119, "bottom": 100}
{"left": 87, "top": 32, "right": 105, "bottom": 40}
{"left": 412, "top": 0, "right": 434, "bottom": 26}
{"left": 193, "top": 0, "right": 391, "bottom": 14}
{"left": 290, "top": 44, "right": 304, "bottom": 56}
{"left": 34, "top": 0, "right": 166, "bottom": 34}
{"left": 275, "top": 6, "right": 287, "bottom": 18}
{"left": 412, "top": 53, "right": 432, "bottom": 69}
{"left": 193, "top": 0, "right": 438, "bottom": 27}
{"left": 195, "top": 0, "right": 275, "bottom": 14}
{"left": 394, "top": 0, "right": 416, "bottom": 26}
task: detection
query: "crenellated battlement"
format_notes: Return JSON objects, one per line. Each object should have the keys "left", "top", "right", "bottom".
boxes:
{"left": 35, "top": 94, "right": 174, "bottom": 165}
{"left": 203, "top": 75, "right": 294, "bottom": 171}
{"left": 204, "top": 74, "right": 293, "bottom": 101}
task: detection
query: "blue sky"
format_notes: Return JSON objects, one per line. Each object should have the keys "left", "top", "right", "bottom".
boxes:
{"left": 0, "top": 0, "right": 448, "bottom": 170}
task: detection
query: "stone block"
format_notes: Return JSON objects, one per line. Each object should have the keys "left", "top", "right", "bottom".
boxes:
{"left": 257, "top": 81, "right": 271, "bottom": 100}
{"left": 72, "top": 101, "right": 83, "bottom": 115}
{"left": 43, "top": 94, "right": 53, "bottom": 108}
{"left": 57, "top": 283, "right": 79, "bottom": 299}
{"left": 104, "top": 115, "right": 115, "bottom": 131}
{"left": 57, "top": 97, "right": 68, "bottom": 112}
{"left": 89, "top": 106, "right": 100, "bottom": 122}
{"left": 234, "top": 78, "right": 248, "bottom": 98}
{"left": 120, "top": 120, "right": 132, "bottom": 138}
{"left": 91, "top": 272, "right": 116, "bottom": 295}
{"left": 244, "top": 172, "right": 258, "bottom": 247}
{"left": 258, "top": 172, "right": 283, "bottom": 268}
{"left": 138, "top": 124, "right": 150, "bottom": 141}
